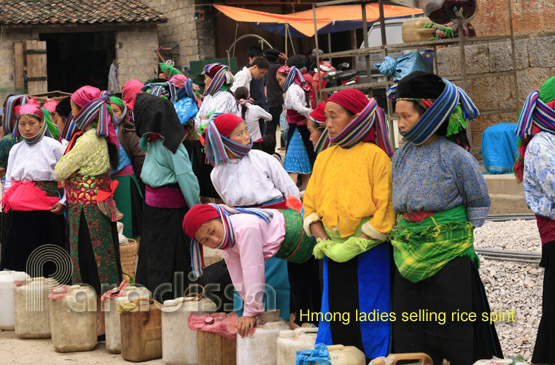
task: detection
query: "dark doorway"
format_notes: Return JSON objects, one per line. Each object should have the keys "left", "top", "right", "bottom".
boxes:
{"left": 40, "top": 32, "right": 115, "bottom": 93}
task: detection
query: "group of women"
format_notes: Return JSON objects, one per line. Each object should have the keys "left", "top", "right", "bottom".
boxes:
{"left": 0, "top": 62, "right": 553, "bottom": 364}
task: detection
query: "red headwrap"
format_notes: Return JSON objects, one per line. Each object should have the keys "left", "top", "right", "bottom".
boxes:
{"left": 42, "top": 100, "right": 59, "bottom": 114}
{"left": 169, "top": 74, "right": 188, "bottom": 88}
{"left": 213, "top": 113, "right": 243, "bottom": 138}
{"left": 71, "top": 86, "right": 100, "bottom": 108}
{"left": 17, "top": 103, "right": 43, "bottom": 120}
{"left": 327, "top": 89, "right": 369, "bottom": 115}
{"left": 310, "top": 102, "right": 326, "bottom": 125}
{"left": 204, "top": 64, "right": 225, "bottom": 79}
{"left": 122, "top": 79, "right": 144, "bottom": 110}
{"left": 182, "top": 204, "right": 220, "bottom": 239}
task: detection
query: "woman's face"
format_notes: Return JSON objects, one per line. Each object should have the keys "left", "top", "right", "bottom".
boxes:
{"left": 228, "top": 121, "right": 251, "bottom": 146}
{"left": 52, "top": 112, "right": 66, "bottom": 131}
{"left": 276, "top": 73, "right": 286, "bottom": 87}
{"left": 18, "top": 114, "right": 43, "bottom": 138}
{"left": 325, "top": 102, "right": 355, "bottom": 139}
{"left": 204, "top": 75, "right": 213, "bottom": 89}
{"left": 395, "top": 100, "right": 421, "bottom": 134}
{"left": 70, "top": 99, "right": 81, "bottom": 117}
{"left": 194, "top": 219, "right": 224, "bottom": 249}
{"left": 111, "top": 104, "right": 123, "bottom": 120}
{"left": 307, "top": 119, "right": 324, "bottom": 148}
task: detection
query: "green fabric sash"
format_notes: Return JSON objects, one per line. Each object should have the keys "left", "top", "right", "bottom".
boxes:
{"left": 313, "top": 217, "right": 383, "bottom": 263}
{"left": 275, "top": 209, "right": 316, "bottom": 264}
{"left": 390, "top": 205, "right": 478, "bottom": 283}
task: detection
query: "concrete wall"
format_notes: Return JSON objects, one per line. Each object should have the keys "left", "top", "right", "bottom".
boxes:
{"left": 144, "top": 0, "right": 216, "bottom": 70}
{"left": 0, "top": 29, "right": 34, "bottom": 103}
{"left": 115, "top": 25, "right": 159, "bottom": 90}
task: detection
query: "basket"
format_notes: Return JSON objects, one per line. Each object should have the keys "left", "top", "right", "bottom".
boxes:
{"left": 119, "top": 239, "right": 139, "bottom": 278}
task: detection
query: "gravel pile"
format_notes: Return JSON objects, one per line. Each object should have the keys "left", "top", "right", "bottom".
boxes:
{"left": 474, "top": 219, "right": 543, "bottom": 362}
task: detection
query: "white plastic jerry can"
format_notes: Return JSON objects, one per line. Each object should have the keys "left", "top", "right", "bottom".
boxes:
{"left": 0, "top": 270, "right": 30, "bottom": 330}
{"left": 327, "top": 344, "right": 366, "bottom": 364}
{"left": 277, "top": 327, "right": 319, "bottom": 365}
{"left": 14, "top": 277, "right": 57, "bottom": 338}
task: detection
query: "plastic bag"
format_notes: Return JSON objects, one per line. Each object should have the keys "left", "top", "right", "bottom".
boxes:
{"left": 279, "top": 110, "right": 288, "bottom": 136}
{"left": 374, "top": 51, "right": 431, "bottom": 80}
{"left": 173, "top": 96, "right": 199, "bottom": 126}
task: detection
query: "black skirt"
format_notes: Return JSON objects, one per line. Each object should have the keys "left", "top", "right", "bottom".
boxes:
{"left": 392, "top": 256, "right": 503, "bottom": 365}
{"left": 0, "top": 210, "right": 66, "bottom": 280}
{"left": 135, "top": 203, "right": 191, "bottom": 302}
{"left": 182, "top": 140, "right": 220, "bottom": 199}
{"left": 532, "top": 240, "right": 555, "bottom": 363}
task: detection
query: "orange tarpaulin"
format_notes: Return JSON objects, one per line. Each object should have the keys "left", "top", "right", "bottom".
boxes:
{"left": 214, "top": 4, "right": 423, "bottom": 37}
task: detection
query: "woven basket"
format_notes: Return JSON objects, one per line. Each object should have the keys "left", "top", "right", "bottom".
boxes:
{"left": 119, "top": 239, "right": 139, "bottom": 278}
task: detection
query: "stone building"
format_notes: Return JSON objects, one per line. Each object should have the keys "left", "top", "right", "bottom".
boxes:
{"left": 0, "top": 0, "right": 166, "bottom": 101}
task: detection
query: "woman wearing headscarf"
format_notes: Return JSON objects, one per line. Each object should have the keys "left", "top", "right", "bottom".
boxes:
{"left": 388, "top": 72, "right": 502, "bottom": 364}
{"left": 303, "top": 88, "right": 395, "bottom": 360}
{"left": 0, "top": 103, "right": 66, "bottom": 276}
{"left": 515, "top": 76, "right": 555, "bottom": 364}
{"left": 108, "top": 96, "right": 144, "bottom": 239}
{"left": 122, "top": 79, "right": 144, "bottom": 123}
{"left": 276, "top": 66, "right": 314, "bottom": 191}
{"left": 194, "top": 63, "right": 240, "bottom": 135}
{"left": 133, "top": 93, "right": 200, "bottom": 300}
{"left": 307, "top": 102, "right": 329, "bottom": 154}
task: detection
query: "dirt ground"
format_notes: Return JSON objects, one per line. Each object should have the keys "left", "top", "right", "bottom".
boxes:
{"left": 0, "top": 330, "right": 165, "bottom": 364}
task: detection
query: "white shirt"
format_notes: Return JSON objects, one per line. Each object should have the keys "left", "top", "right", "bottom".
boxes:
{"left": 194, "top": 90, "right": 240, "bottom": 135}
{"left": 284, "top": 83, "right": 311, "bottom": 118}
{"left": 241, "top": 103, "right": 272, "bottom": 141}
{"left": 230, "top": 67, "right": 252, "bottom": 93}
{"left": 211, "top": 149, "right": 300, "bottom": 207}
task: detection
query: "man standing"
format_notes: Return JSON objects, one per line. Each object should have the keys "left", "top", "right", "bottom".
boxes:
{"left": 265, "top": 48, "right": 287, "bottom": 151}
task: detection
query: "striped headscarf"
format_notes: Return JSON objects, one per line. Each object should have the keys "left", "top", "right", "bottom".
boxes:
{"left": 3, "top": 95, "right": 31, "bottom": 135}
{"left": 277, "top": 65, "right": 310, "bottom": 92}
{"left": 16, "top": 103, "right": 48, "bottom": 145}
{"left": 176, "top": 78, "right": 198, "bottom": 102}
{"left": 159, "top": 63, "right": 183, "bottom": 79}
{"left": 60, "top": 112, "right": 76, "bottom": 141}
{"left": 183, "top": 203, "right": 274, "bottom": 278}
{"left": 204, "top": 113, "right": 253, "bottom": 166}
{"left": 309, "top": 102, "right": 330, "bottom": 153}
{"left": 142, "top": 82, "right": 178, "bottom": 102}
{"left": 389, "top": 76, "right": 479, "bottom": 146}
{"left": 203, "top": 63, "right": 234, "bottom": 96}
{"left": 109, "top": 96, "right": 127, "bottom": 125}
{"left": 513, "top": 76, "right": 555, "bottom": 182}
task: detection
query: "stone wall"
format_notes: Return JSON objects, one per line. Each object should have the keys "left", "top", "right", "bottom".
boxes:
{"left": 115, "top": 25, "right": 159, "bottom": 90}
{"left": 0, "top": 29, "right": 34, "bottom": 103}
{"left": 437, "top": 34, "right": 555, "bottom": 157}
{"left": 143, "top": 0, "right": 216, "bottom": 70}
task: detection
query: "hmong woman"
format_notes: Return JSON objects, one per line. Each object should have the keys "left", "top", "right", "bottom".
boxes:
{"left": 276, "top": 66, "right": 314, "bottom": 191}
{"left": 54, "top": 86, "right": 122, "bottom": 336}
{"left": 203, "top": 113, "right": 309, "bottom": 325}
{"left": 306, "top": 102, "right": 329, "bottom": 154}
{"left": 303, "top": 88, "right": 395, "bottom": 359}
{"left": 389, "top": 72, "right": 502, "bottom": 364}
{"left": 515, "top": 76, "right": 555, "bottom": 363}
{"left": 0, "top": 103, "right": 66, "bottom": 277}
{"left": 133, "top": 93, "right": 200, "bottom": 300}
{"left": 109, "top": 96, "right": 144, "bottom": 239}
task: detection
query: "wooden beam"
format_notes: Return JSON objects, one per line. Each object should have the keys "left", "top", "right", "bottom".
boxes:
{"left": 13, "top": 42, "right": 24, "bottom": 92}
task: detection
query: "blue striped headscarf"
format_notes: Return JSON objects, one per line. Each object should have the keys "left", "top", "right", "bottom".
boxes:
{"left": 278, "top": 65, "right": 310, "bottom": 92}
{"left": 389, "top": 78, "right": 479, "bottom": 145}
{"left": 176, "top": 78, "right": 198, "bottom": 102}
{"left": 142, "top": 82, "right": 178, "bottom": 102}
{"left": 203, "top": 63, "right": 234, "bottom": 96}
{"left": 204, "top": 113, "right": 253, "bottom": 166}
{"left": 60, "top": 112, "right": 76, "bottom": 141}
{"left": 3, "top": 95, "right": 30, "bottom": 135}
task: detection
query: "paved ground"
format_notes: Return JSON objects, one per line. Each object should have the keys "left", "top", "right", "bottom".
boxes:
{"left": 0, "top": 330, "right": 165, "bottom": 364}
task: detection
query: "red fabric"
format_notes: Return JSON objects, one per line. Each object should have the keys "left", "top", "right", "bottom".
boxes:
{"left": 100, "top": 279, "right": 130, "bottom": 302}
{"left": 286, "top": 196, "right": 303, "bottom": 213}
{"left": 536, "top": 214, "right": 555, "bottom": 246}
{"left": 2, "top": 181, "right": 60, "bottom": 212}
{"left": 327, "top": 88, "right": 369, "bottom": 115}
{"left": 286, "top": 109, "right": 306, "bottom": 125}
{"left": 205, "top": 64, "right": 224, "bottom": 79}
{"left": 214, "top": 113, "right": 243, "bottom": 137}
{"left": 402, "top": 211, "right": 436, "bottom": 223}
{"left": 42, "top": 100, "right": 59, "bottom": 113}
{"left": 169, "top": 74, "right": 188, "bottom": 88}
{"left": 48, "top": 285, "right": 71, "bottom": 300}
{"left": 97, "top": 180, "right": 119, "bottom": 202}
{"left": 302, "top": 73, "right": 316, "bottom": 108}
{"left": 17, "top": 103, "right": 43, "bottom": 120}
{"left": 188, "top": 312, "right": 255, "bottom": 339}
{"left": 71, "top": 86, "right": 100, "bottom": 108}
{"left": 145, "top": 185, "right": 187, "bottom": 209}
{"left": 310, "top": 102, "right": 326, "bottom": 124}
{"left": 122, "top": 79, "right": 144, "bottom": 110}
{"left": 182, "top": 204, "right": 220, "bottom": 239}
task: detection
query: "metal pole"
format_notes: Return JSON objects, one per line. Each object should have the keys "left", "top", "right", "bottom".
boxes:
{"left": 458, "top": 19, "right": 471, "bottom": 147}
{"left": 378, "top": 0, "right": 387, "bottom": 55}
{"left": 313, "top": 4, "right": 322, "bottom": 103}
{"left": 285, "top": 23, "right": 289, "bottom": 56}
{"left": 507, "top": 0, "right": 519, "bottom": 107}
{"left": 361, "top": 2, "right": 371, "bottom": 95}
{"left": 327, "top": 33, "right": 332, "bottom": 62}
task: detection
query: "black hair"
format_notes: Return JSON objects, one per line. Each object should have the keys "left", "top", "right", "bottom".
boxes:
{"left": 286, "top": 54, "right": 306, "bottom": 69}
{"left": 259, "top": 135, "right": 276, "bottom": 155}
{"left": 264, "top": 49, "right": 280, "bottom": 63}
{"left": 55, "top": 96, "right": 72, "bottom": 119}
{"left": 248, "top": 46, "right": 264, "bottom": 59}
{"left": 108, "top": 142, "right": 120, "bottom": 171}
{"left": 234, "top": 87, "right": 250, "bottom": 120}
{"left": 251, "top": 57, "right": 270, "bottom": 70}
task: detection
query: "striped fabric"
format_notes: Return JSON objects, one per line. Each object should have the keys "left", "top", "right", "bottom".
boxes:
{"left": 329, "top": 98, "right": 393, "bottom": 156}
{"left": 4, "top": 95, "right": 30, "bottom": 135}
{"left": 204, "top": 117, "right": 253, "bottom": 166}
{"left": 280, "top": 66, "right": 309, "bottom": 92}
{"left": 19, "top": 117, "right": 48, "bottom": 145}
{"left": 71, "top": 91, "right": 111, "bottom": 138}
{"left": 142, "top": 82, "right": 177, "bottom": 102}
{"left": 391, "top": 79, "right": 479, "bottom": 145}
{"left": 60, "top": 112, "right": 76, "bottom": 141}
{"left": 204, "top": 63, "right": 234, "bottom": 96}
{"left": 190, "top": 203, "right": 274, "bottom": 278}
{"left": 176, "top": 78, "right": 197, "bottom": 102}
{"left": 314, "top": 128, "right": 330, "bottom": 153}
{"left": 515, "top": 90, "right": 555, "bottom": 139}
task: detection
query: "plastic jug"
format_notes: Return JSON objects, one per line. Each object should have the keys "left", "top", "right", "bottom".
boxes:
{"left": 104, "top": 285, "right": 150, "bottom": 354}
{"left": 0, "top": 270, "right": 30, "bottom": 330}
{"left": 49, "top": 285, "right": 97, "bottom": 352}
{"left": 370, "top": 352, "right": 433, "bottom": 365}
{"left": 14, "top": 277, "right": 57, "bottom": 338}
{"left": 327, "top": 345, "right": 366, "bottom": 364}
{"left": 277, "top": 327, "right": 318, "bottom": 365}
{"left": 237, "top": 311, "right": 289, "bottom": 365}
{"left": 119, "top": 298, "right": 162, "bottom": 362}
{"left": 197, "top": 328, "right": 237, "bottom": 365}
{"left": 162, "top": 295, "right": 218, "bottom": 365}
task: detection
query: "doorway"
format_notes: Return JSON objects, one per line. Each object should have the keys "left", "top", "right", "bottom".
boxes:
{"left": 40, "top": 32, "right": 115, "bottom": 93}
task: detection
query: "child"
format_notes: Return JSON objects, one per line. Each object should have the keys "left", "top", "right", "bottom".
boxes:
{"left": 182, "top": 203, "right": 315, "bottom": 337}
{"left": 234, "top": 86, "right": 272, "bottom": 148}
{"left": 306, "top": 102, "right": 329, "bottom": 153}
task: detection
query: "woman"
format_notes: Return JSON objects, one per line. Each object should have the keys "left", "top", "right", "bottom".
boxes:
{"left": 389, "top": 71, "right": 502, "bottom": 364}
{"left": 303, "top": 88, "right": 395, "bottom": 359}
{"left": 133, "top": 92, "right": 200, "bottom": 300}
{"left": 109, "top": 96, "right": 144, "bottom": 239}
{"left": 306, "top": 102, "right": 329, "bottom": 154}
{"left": 515, "top": 76, "right": 555, "bottom": 364}
{"left": 0, "top": 103, "right": 66, "bottom": 277}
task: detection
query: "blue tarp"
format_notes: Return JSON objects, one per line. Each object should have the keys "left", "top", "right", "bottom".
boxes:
{"left": 481, "top": 123, "right": 519, "bottom": 174}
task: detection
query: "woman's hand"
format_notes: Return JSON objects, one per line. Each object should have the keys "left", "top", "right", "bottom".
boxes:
{"left": 236, "top": 316, "right": 256, "bottom": 337}
{"left": 310, "top": 221, "right": 329, "bottom": 241}
{"left": 358, "top": 232, "right": 371, "bottom": 240}
{"left": 49, "top": 202, "right": 66, "bottom": 215}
